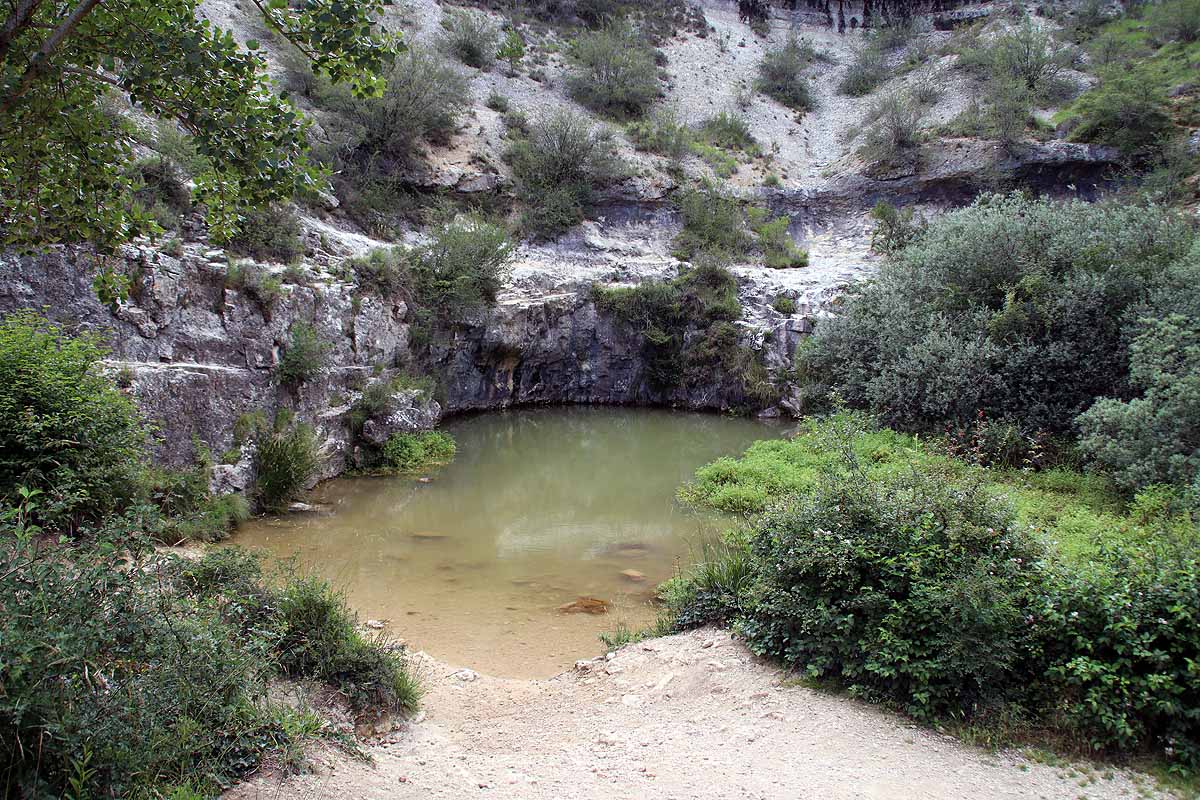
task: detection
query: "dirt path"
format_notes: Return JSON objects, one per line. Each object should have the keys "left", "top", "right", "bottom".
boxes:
{"left": 228, "top": 629, "right": 1166, "bottom": 800}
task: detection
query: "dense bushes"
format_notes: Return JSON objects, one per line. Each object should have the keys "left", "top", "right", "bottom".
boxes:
{"left": 0, "top": 313, "right": 145, "bottom": 529}
{"left": 1147, "top": 0, "right": 1200, "bottom": 44}
{"left": 1066, "top": 73, "right": 1175, "bottom": 161}
{"left": 857, "top": 92, "right": 924, "bottom": 165}
{"left": 567, "top": 23, "right": 661, "bottom": 118}
{"left": 1078, "top": 313, "right": 1200, "bottom": 493}
{"left": 410, "top": 216, "right": 515, "bottom": 317}
{"left": 382, "top": 431, "right": 457, "bottom": 473}
{"left": 673, "top": 414, "right": 1200, "bottom": 769}
{"left": 799, "top": 194, "right": 1196, "bottom": 443}
{"left": 673, "top": 182, "right": 807, "bottom": 268}
{"left": 756, "top": 34, "right": 817, "bottom": 112}
{"left": 1, "top": 543, "right": 418, "bottom": 797}
{"left": 507, "top": 110, "right": 623, "bottom": 238}
{"left": 227, "top": 204, "right": 304, "bottom": 263}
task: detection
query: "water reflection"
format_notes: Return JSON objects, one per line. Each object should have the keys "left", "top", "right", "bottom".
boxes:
{"left": 232, "top": 406, "right": 775, "bottom": 677}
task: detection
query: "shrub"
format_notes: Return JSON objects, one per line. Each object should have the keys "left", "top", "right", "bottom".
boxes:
{"left": 592, "top": 260, "right": 744, "bottom": 393}
{"left": 347, "top": 246, "right": 409, "bottom": 297}
{"left": 277, "top": 321, "right": 332, "bottom": 387}
{"left": 857, "top": 92, "right": 923, "bottom": 164}
{"left": 410, "top": 215, "right": 515, "bottom": 317}
{"left": 227, "top": 204, "right": 304, "bottom": 263}
{"left": 798, "top": 194, "right": 1196, "bottom": 436}
{"left": 127, "top": 156, "right": 192, "bottom": 229}
{"left": 673, "top": 414, "right": 1200, "bottom": 769}
{"left": 358, "top": 46, "right": 471, "bottom": 159}
{"left": 0, "top": 312, "right": 145, "bottom": 528}
{"left": 485, "top": 91, "right": 510, "bottom": 112}
{"left": 756, "top": 34, "right": 817, "bottom": 111}
{"left": 275, "top": 574, "right": 421, "bottom": 712}
{"left": 673, "top": 181, "right": 751, "bottom": 260}
{"left": 747, "top": 208, "right": 808, "bottom": 268}
{"left": 381, "top": 430, "right": 457, "bottom": 472}
{"left": 697, "top": 110, "right": 756, "bottom": 152}
{"left": 773, "top": 296, "right": 797, "bottom": 314}
{"left": 0, "top": 540, "right": 421, "bottom": 797}
{"left": 507, "top": 110, "right": 623, "bottom": 238}
{"left": 252, "top": 412, "right": 323, "bottom": 512}
{"left": 225, "top": 260, "right": 283, "bottom": 310}
{"left": 868, "top": 200, "right": 926, "bottom": 254}
{"left": 1077, "top": 313, "right": 1200, "bottom": 493}
{"left": 626, "top": 109, "right": 692, "bottom": 159}
{"left": 986, "top": 18, "right": 1072, "bottom": 98}
{"left": 1147, "top": 0, "right": 1200, "bottom": 44}
{"left": 567, "top": 23, "right": 661, "bottom": 118}
{"left": 440, "top": 9, "right": 500, "bottom": 69}
{"left": 1067, "top": 73, "right": 1175, "bottom": 161}
{"left": 838, "top": 42, "right": 887, "bottom": 97}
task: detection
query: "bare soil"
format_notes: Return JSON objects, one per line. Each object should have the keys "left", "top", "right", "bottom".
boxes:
{"left": 227, "top": 628, "right": 1166, "bottom": 800}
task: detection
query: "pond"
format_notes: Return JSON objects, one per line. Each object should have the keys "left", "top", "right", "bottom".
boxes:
{"left": 232, "top": 406, "right": 777, "bottom": 678}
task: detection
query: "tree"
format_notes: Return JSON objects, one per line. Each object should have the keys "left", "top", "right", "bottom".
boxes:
{"left": 0, "top": 0, "right": 401, "bottom": 250}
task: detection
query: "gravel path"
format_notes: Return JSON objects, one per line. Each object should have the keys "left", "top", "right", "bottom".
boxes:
{"left": 227, "top": 629, "right": 1166, "bottom": 800}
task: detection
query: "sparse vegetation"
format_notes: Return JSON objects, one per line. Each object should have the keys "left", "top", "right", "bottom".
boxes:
{"left": 838, "top": 41, "right": 888, "bottom": 97}
{"left": 857, "top": 93, "right": 925, "bottom": 165}
{"left": 440, "top": 9, "right": 501, "bottom": 69}
{"left": 673, "top": 182, "right": 806, "bottom": 268}
{"left": 277, "top": 321, "right": 332, "bottom": 387}
{"left": 225, "top": 261, "right": 284, "bottom": 311}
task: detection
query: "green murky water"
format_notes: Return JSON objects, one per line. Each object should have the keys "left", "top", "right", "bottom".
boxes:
{"left": 232, "top": 407, "right": 776, "bottom": 678}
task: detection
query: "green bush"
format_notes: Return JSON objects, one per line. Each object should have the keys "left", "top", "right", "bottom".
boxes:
{"left": 252, "top": 412, "right": 323, "bottom": 513}
{"left": 1067, "top": 73, "right": 1175, "bottom": 161}
{"left": 227, "top": 204, "right": 304, "bottom": 263}
{"left": 275, "top": 574, "right": 422, "bottom": 712}
{"left": 799, "top": 194, "right": 1196, "bottom": 437}
{"left": 567, "top": 22, "right": 661, "bottom": 118}
{"left": 347, "top": 246, "right": 410, "bottom": 297}
{"left": 868, "top": 200, "right": 926, "bottom": 254}
{"left": 381, "top": 430, "right": 457, "bottom": 472}
{"left": 697, "top": 110, "right": 756, "bottom": 152}
{"left": 0, "top": 312, "right": 145, "bottom": 528}
{"left": 486, "top": 91, "right": 510, "bottom": 112}
{"left": 673, "top": 414, "right": 1200, "bottom": 769}
{"left": 1078, "top": 313, "right": 1200, "bottom": 493}
{"left": 276, "top": 321, "right": 332, "bottom": 387}
{"left": 593, "top": 259, "right": 743, "bottom": 392}
{"left": 0, "top": 542, "right": 420, "bottom": 797}
{"left": 838, "top": 42, "right": 887, "bottom": 96}
{"left": 440, "top": 9, "right": 501, "bottom": 69}
{"left": 411, "top": 215, "right": 515, "bottom": 317}
{"left": 1147, "top": 0, "right": 1200, "bottom": 44}
{"left": 225, "top": 261, "right": 284, "bottom": 310}
{"left": 127, "top": 156, "right": 192, "bottom": 230}
{"left": 857, "top": 92, "right": 924, "bottom": 165}
{"left": 773, "top": 296, "right": 797, "bottom": 314}
{"left": 747, "top": 208, "right": 808, "bottom": 268}
{"left": 626, "top": 109, "right": 692, "bottom": 159}
{"left": 756, "top": 34, "right": 817, "bottom": 112}
{"left": 673, "top": 181, "right": 751, "bottom": 260}
{"left": 507, "top": 110, "right": 623, "bottom": 238}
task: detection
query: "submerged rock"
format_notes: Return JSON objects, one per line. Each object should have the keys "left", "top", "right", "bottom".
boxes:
{"left": 620, "top": 569, "right": 647, "bottom": 582}
{"left": 558, "top": 597, "right": 611, "bottom": 615}
{"left": 411, "top": 531, "right": 449, "bottom": 541}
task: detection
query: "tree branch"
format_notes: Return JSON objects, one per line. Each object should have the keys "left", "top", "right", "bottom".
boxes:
{"left": 0, "top": 0, "right": 46, "bottom": 62}
{"left": 0, "top": 0, "right": 104, "bottom": 114}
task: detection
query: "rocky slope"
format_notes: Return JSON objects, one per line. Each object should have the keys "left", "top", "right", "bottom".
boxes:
{"left": 0, "top": 0, "right": 1130, "bottom": 490}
